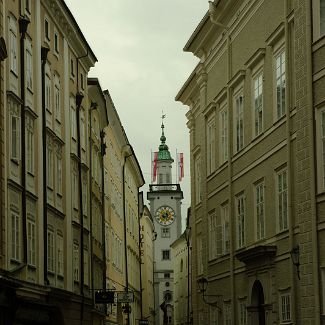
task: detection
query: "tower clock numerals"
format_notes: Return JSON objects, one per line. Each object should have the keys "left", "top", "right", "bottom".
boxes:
{"left": 155, "top": 206, "right": 175, "bottom": 226}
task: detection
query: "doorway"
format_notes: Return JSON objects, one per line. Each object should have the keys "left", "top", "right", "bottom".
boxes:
{"left": 251, "top": 280, "right": 265, "bottom": 325}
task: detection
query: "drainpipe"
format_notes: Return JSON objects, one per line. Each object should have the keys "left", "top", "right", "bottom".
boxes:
{"left": 138, "top": 190, "right": 144, "bottom": 319}
{"left": 306, "top": 1, "right": 321, "bottom": 324}
{"left": 76, "top": 91, "right": 85, "bottom": 325}
{"left": 100, "top": 129, "right": 107, "bottom": 310}
{"left": 18, "top": 15, "right": 30, "bottom": 266}
{"left": 89, "top": 101, "right": 97, "bottom": 308}
{"left": 41, "top": 46, "right": 50, "bottom": 284}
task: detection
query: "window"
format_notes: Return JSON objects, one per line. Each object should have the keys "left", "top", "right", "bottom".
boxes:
{"left": 11, "top": 209, "right": 20, "bottom": 261}
{"left": 44, "top": 19, "right": 50, "bottom": 40}
{"left": 72, "top": 168, "right": 78, "bottom": 210}
{"left": 80, "top": 110, "right": 86, "bottom": 149}
{"left": 164, "top": 273, "right": 170, "bottom": 278}
{"left": 47, "top": 228, "right": 55, "bottom": 272}
{"left": 220, "top": 106, "right": 228, "bottom": 163}
{"left": 162, "top": 250, "right": 170, "bottom": 260}
{"left": 255, "top": 182, "right": 265, "bottom": 240}
{"left": 161, "top": 227, "right": 170, "bottom": 238}
{"left": 277, "top": 169, "right": 288, "bottom": 231}
{"left": 56, "top": 149, "right": 62, "bottom": 196}
{"left": 46, "top": 144, "right": 53, "bottom": 188}
{"left": 280, "top": 293, "right": 291, "bottom": 322}
{"left": 70, "top": 101, "right": 77, "bottom": 139}
{"left": 82, "top": 178, "right": 88, "bottom": 216}
{"left": 84, "top": 249, "right": 89, "bottom": 286}
{"left": 11, "top": 114, "right": 20, "bottom": 160}
{"left": 221, "top": 204, "right": 230, "bottom": 254}
{"left": 70, "top": 58, "right": 75, "bottom": 77}
{"left": 195, "top": 156, "right": 201, "bottom": 204}
{"left": 57, "top": 232, "right": 64, "bottom": 276}
{"left": 197, "top": 234, "right": 203, "bottom": 275}
{"left": 236, "top": 194, "right": 245, "bottom": 248}
{"left": 9, "top": 19, "right": 17, "bottom": 74}
{"left": 54, "top": 32, "right": 59, "bottom": 53}
{"left": 275, "top": 50, "right": 286, "bottom": 119}
{"left": 81, "top": 73, "right": 84, "bottom": 89}
{"left": 209, "top": 211, "right": 219, "bottom": 259}
{"left": 321, "top": 0, "right": 325, "bottom": 35}
{"left": 224, "top": 303, "right": 232, "bottom": 325}
{"left": 206, "top": 114, "right": 216, "bottom": 174}
{"left": 26, "top": 46, "right": 33, "bottom": 90}
{"left": 253, "top": 71, "right": 263, "bottom": 136}
{"left": 45, "top": 74, "right": 51, "bottom": 112}
{"left": 26, "top": 0, "right": 31, "bottom": 13}
{"left": 234, "top": 92, "right": 244, "bottom": 152}
{"left": 73, "top": 242, "right": 79, "bottom": 281}
{"left": 27, "top": 218, "right": 36, "bottom": 266}
{"left": 238, "top": 301, "right": 247, "bottom": 325}
{"left": 54, "top": 83, "right": 60, "bottom": 121}
{"left": 26, "top": 117, "right": 34, "bottom": 174}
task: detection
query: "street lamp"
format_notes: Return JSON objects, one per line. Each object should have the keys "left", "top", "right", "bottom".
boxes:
{"left": 184, "top": 226, "right": 191, "bottom": 325}
{"left": 290, "top": 245, "right": 300, "bottom": 280}
{"left": 197, "top": 277, "right": 222, "bottom": 311}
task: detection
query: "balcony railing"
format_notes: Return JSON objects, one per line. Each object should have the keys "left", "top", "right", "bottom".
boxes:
{"left": 149, "top": 183, "right": 182, "bottom": 192}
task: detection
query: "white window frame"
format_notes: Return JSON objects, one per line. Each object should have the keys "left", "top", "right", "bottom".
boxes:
{"left": 46, "top": 142, "right": 53, "bottom": 189}
{"left": 253, "top": 70, "right": 263, "bottom": 137}
{"left": 219, "top": 104, "right": 228, "bottom": 164}
{"left": 54, "top": 78, "right": 61, "bottom": 122}
{"left": 221, "top": 204, "right": 230, "bottom": 255}
{"left": 255, "top": 182, "right": 265, "bottom": 240}
{"left": 11, "top": 114, "right": 20, "bottom": 161}
{"left": 277, "top": 168, "right": 288, "bottom": 232}
{"left": 274, "top": 48, "right": 286, "bottom": 119}
{"left": 236, "top": 194, "right": 245, "bottom": 249}
{"left": 80, "top": 109, "right": 86, "bottom": 150}
{"left": 26, "top": 116, "right": 34, "bottom": 174}
{"left": 233, "top": 89, "right": 244, "bottom": 153}
{"left": 26, "top": 41, "right": 33, "bottom": 90}
{"left": 45, "top": 74, "right": 51, "bottom": 113}
{"left": 206, "top": 113, "right": 216, "bottom": 174}
{"left": 27, "top": 217, "right": 36, "bottom": 267}
{"left": 70, "top": 98, "right": 77, "bottom": 140}
{"left": 56, "top": 147, "right": 62, "bottom": 196}
{"left": 47, "top": 228, "right": 55, "bottom": 272}
{"left": 73, "top": 241, "right": 79, "bottom": 282}
{"left": 11, "top": 208, "right": 20, "bottom": 261}
{"left": 161, "top": 227, "right": 170, "bottom": 238}
{"left": 9, "top": 17, "right": 18, "bottom": 75}
{"left": 57, "top": 231, "right": 64, "bottom": 276}
{"left": 279, "top": 292, "right": 291, "bottom": 322}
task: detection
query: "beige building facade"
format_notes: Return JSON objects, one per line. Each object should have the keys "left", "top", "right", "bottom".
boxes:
{"left": 177, "top": 0, "right": 325, "bottom": 324}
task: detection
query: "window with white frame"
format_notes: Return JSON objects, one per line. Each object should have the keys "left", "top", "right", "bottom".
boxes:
{"left": 47, "top": 228, "right": 55, "bottom": 272}
{"left": 224, "top": 302, "right": 232, "bottom": 325}
{"left": 80, "top": 109, "right": 86, "bottom": 150}
{"left": 206, "top": 114, "right": 216, "bottom": 174}
{"left": 45, "top": 74, "right": 51, "bottom": 112}
{"left": 219, "top": 105, "right": 228, "bottom": 163}
{"left": 197, "top": 234, "right": 203, "bottom": 274}
{"left": 280, "top": 293, "right": 291, "bottom": 322}
{"left": 253, "top": 71, "right": 263, "bottom": 136}
{"left": 161, "top": 227, "right": 170, "bottom": 238}
{"left": 195, "top": 156, "right": 202, "bottom": 204}
{"left": 277, "top": 169, "right": 288, "bottom": 231}
{"left": 221, "top": 204, "right": 230, "bottom": 254}
{"left": 56, "top": 148, "right": 62, "bottom": 196}
{"left": 234, "top": 91, "right": 244, "bottom": 152}
{"left": 57, "top": 231, "right": 64, "bottom": 276}
{"left": 46, "top": 143, "right": 53, "bottom": 188}
{"left": 11, "top": 208, "right": 20, "bottom": 261}
{"left": 26, "top": 116, "right": 34, "bottom": 174}
{"left": 27, "top": 217, "right": 36, "bottom": 266}
{"left": 26, "top": 43, "right": 33, "bottom": 90}
{"left": 238, "top": 300, "right": 247, "bottom": 325}
{"left": 236, "top": 194, "right": 245, "bottom": 248}
{"left": 275, "top": 49, "right": 286, "bottom": 119}
{"left": 11, "top": 114, "right": 20, "bottom": 160}
{"left": 9, "top": 17, "right": 17, "bottom": 74}
{"left": 54, "top": 81, "right": 60, "bottom": 122}
{"left": 70, "top": 99, "right": 77, "bottom": 140}
{"left": 84, "top": 248, "right": 89, "bottom": 286}
{"left": 255, "top": 182, "right": 265, "bottom": 240}
{"left": 73, "top": 241, "right": 79, "bottom": 281}
{"left": 72, "top": 166, "right": 78, "bottom": 210}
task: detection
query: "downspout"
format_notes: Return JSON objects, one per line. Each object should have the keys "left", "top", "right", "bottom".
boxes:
{"left": 41, "top": 46, "right": 50, "bottom": 284}
{"left": 138, "top": 190, "right": 144, "bottom": 319}
{"left": 306, "top": 0, "right": 321, "bottom": 324}
{"left": 284, "top": 0, "right": 296, "bottom": 322}
{"left": 100, "top": 129, "right": 107, "bottom": 309}
{"left": 76, "top": 91, "right": 85, "bottom": 325}
{"left": 18, "top": 16, "right": 30, "bottom": 266}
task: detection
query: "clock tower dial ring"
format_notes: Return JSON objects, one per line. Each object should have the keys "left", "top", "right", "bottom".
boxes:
{"left": 155, "top": 206, "right": 175, "bottom": 226}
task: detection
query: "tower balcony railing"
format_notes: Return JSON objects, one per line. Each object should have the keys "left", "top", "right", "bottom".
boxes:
{"left": 149, "top": 183, "right": 182, "bottom": 192}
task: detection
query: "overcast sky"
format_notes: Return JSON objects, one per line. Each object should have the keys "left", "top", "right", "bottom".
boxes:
{"left": 65, "top": 0, "right": 208, "bottom": 228}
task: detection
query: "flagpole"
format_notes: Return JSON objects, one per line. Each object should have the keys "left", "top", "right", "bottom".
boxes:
{"left": 150, "top": 149, "right": 152, "bottom": 184}
{"left": 176, "top": 149, "right": 178, "bottom": 184}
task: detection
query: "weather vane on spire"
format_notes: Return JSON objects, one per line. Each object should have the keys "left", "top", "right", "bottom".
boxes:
{"left": 161, "top": 110, "right": 166, "bottom": 124}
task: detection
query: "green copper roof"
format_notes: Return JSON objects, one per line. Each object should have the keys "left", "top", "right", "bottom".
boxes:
{"left": 157, "top": 122, "right": 173, "bottom": 161}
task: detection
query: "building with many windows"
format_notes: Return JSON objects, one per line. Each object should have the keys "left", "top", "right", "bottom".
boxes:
{"left": 176, "top": 0, "right": 325, "bottom": 324}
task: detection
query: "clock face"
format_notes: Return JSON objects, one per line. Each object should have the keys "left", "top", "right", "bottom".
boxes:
{"left": 155, "top": 206, "right": 175, "bottom": 226}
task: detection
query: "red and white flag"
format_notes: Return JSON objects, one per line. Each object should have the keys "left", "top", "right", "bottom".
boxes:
{"left": 152, "top": 151, "right": 158, "bottom": 182}
{"left": 178, "top": 152, "right": 184, "bottom": 182}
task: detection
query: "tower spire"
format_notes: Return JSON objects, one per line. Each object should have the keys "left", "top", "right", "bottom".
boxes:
{"left": 157, "top": 113, "right": 173, "bottom": 161}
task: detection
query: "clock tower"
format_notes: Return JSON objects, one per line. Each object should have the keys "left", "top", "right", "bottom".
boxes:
{"left": 147, "top": 118, "right": 183, "bottom": 325}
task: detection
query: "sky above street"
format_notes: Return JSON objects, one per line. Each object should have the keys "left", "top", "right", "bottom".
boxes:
{"left": 65, "top": 0, "right": 209, "bottom": 228}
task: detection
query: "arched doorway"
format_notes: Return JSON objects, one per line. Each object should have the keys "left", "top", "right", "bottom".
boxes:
{"left": 251, "top": 280, "right": 265, "bottom": 325}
